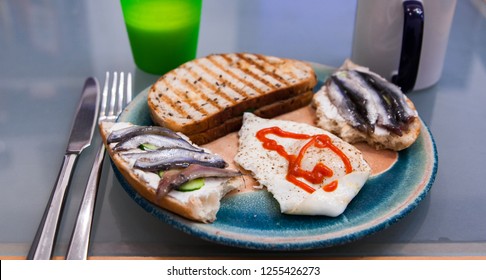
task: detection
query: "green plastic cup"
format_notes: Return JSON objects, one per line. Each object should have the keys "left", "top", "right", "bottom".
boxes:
{"left": 120, "top": 0, "right": 202, "bottom": 75}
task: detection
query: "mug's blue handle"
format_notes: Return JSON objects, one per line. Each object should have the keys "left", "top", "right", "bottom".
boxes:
{"left": 392, "top": 0, "right": 424, "bottom": 92}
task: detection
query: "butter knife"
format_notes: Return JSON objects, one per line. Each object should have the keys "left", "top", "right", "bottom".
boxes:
{"left": 27, "top": 78, "right": 100, "bottom": 260}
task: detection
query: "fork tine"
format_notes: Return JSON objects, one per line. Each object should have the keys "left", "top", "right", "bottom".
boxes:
{"left": 100, "top": 72, "right": 109, "bottom": 120}
{"left": 127, "top": 72, "right": 132, "bottom": 105}
{"left": 117, "top": 72, "right": 125, "bottom": 116}
{"left": 108, "top": 72, "right": 118, "bottom": 117}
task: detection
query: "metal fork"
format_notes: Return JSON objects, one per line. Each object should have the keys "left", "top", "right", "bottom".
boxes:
{"left": 65, "top": 72, "right": 132, "bottom": 260}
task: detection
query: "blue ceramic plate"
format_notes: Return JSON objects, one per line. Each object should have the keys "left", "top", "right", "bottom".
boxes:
{"left": 114, "top": 62, "right": 438, "bottom": 250}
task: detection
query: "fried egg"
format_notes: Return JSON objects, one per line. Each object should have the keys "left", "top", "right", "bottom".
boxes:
{"left": 234, "top": 113, "right": 371, "bottom": 217}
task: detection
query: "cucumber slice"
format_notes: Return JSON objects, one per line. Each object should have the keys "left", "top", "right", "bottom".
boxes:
{"left": 139, "top": 143, "right": 158, "bottom": 151}
{"left": 178, "top": 178, "right": 204, "bottom": 192}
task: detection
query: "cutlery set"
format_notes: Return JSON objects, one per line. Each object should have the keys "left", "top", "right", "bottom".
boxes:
{"left": 28, "top": 72, "right": 132, "bottom": 260}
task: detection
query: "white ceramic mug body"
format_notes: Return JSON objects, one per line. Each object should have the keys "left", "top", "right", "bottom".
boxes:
{"left": 351, "top": 0, "right": 456, "bottom": 91}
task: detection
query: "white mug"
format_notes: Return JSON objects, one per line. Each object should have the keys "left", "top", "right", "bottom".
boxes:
{"left": 351, "top": 0, "right": 456, "bottom": 92}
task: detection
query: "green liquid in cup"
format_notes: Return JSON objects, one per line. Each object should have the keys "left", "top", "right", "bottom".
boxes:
{"left": 121, "top": 0, "right": 202, "bottom": 75}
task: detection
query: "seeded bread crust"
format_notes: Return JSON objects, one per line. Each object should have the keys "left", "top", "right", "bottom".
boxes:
{"left": 148, "top": 53, "right": 317, "bottom": 141}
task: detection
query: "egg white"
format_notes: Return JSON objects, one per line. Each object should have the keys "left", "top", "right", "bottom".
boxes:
{"left": 234, "top": 113, "right": 371, "bottom": 217}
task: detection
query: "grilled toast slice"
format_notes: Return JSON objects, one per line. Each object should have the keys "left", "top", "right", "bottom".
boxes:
{"left": 148, "top": 53, "right": 317, "bottom": 144}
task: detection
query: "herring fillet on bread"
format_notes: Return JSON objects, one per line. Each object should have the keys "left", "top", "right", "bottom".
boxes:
{"left": 312, "top": 60, "right": 421, "bottom": 151}
{"left": 99, "top": 122, "right": 244, "bottom": 223}
{"left": 148, "top": 53, "right": 318, "bottom": 144}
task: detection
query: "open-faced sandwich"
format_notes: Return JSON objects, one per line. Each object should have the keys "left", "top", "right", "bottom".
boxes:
{"left": 312, "top": 60, "right": 421, "bottom": 151}
{"left": 99, "top": 122, "right": 244, "bottom": 223}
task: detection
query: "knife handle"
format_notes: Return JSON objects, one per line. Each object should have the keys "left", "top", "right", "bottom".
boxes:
{"left": 27, "top": 153, "right": 78, "bottom": 260}
{"left": 66, "top": 143, "right": 106, "bottom": 260}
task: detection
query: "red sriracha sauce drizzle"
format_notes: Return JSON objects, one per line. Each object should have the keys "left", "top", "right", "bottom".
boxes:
{"left": 256, "top": 127, "right": 352, "bottom": 193}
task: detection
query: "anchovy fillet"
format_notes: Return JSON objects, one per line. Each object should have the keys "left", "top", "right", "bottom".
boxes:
{"left": 156, "top": 169, "right": 181, "bottom": 198}
{"left": 327, "top": 77, "right": 370, "bottom": 133}
{"left": 133, "top": 148, "right": 227, "bottom": 171}
{"left": 325, "top": 69, "right": 417, "bottom": 136}
{"left": 357, "top": 71, "right": 416, "bottom": 125}
{"left": 107, "top": 125, "right": 181, "bottom": 143}
{"left": 351, "top": 71, "right": 403, "bottom": 135}
{"left": 157, "top": 164, "right": 241, "bottom": 198}
{"left": 337, "top": 71, "right": 379, "bottom": 129}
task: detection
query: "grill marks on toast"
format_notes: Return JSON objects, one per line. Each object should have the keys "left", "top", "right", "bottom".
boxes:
{"left": 180, "top": 77, "right": 210, "bottom": 116}
{"left": 155, "top": 55, "right": 302, "bottom": 121}
{"left": 251, "top": 53, "right": 306, "bottom": 85}
{"left": 203, "top": 53, "right": 306, "bottom": 104}
{"left": 216, "top": 54, "right": 277, "bottom": 94}
{"left": 180, "top": 67, "right": 225, "bottom": 112}
{"left": 154, "top": 69, "right": 229, "bottom": 124}
{"left": 238, "top": 53, "right": 294, "bottom": 88}
{"left": 205, "top": 56, "right": 262, "bottom": 98}
{"left": 149, "top": 53, "right": 317, "bottom": 137}
{"left": 155, "top": 79, "right": 190, "bottom": 119}
{"left": 192, "top": 59, "right": 250, "bottom": 101}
